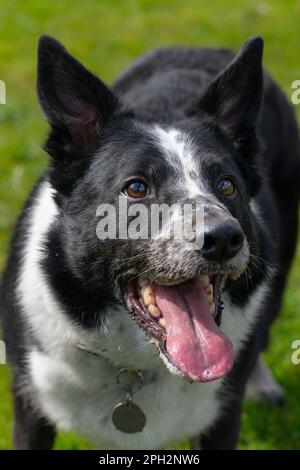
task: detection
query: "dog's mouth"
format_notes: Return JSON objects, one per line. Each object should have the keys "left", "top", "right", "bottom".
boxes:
{"left": 125, "top": 275, "right": 235, "bottom": 383}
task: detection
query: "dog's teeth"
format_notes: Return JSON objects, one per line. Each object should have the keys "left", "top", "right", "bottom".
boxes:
{"left": 142, "top": 285, "right": 156, "bottom": 306}
{"left": 159, "top": 318, "right": 166, "bottom": 329}
{"left": 204, "top": 284, "right": 213, "bottom": 304}
{"left": 138, "top": 277, "right": 149, "bottom": 287}
{"left": 204, "top": 286, "right": 213, "bottom": 305}
{"left": 231, "top": 272, "right": 241, "bottom": 280}
{"left": 209, "top": 302, "right": 215, "bottom": 315}
{"left": 148, "top": 304, "right": 161, "bottom": 318}
{"left": 201, "top": 275, "right": 210, "bottom": 286}
{"left": 204, "top": 283, "right": 213, "bottom": 295}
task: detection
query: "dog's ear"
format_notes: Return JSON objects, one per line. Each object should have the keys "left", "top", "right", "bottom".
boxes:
{"left": 37, "top": 36, "right": 120, "bottom": 159}
{"left": 188, "top": 37, "right": 264, "bottom": 153}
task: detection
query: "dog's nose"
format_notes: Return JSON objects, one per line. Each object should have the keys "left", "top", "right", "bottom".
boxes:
{"left": 200, "top": 218, "right": 244, "bottom": 262}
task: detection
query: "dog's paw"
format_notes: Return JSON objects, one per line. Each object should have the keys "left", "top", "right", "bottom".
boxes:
{"left": 245, "top": 358, "right": 285, "bottom": 406}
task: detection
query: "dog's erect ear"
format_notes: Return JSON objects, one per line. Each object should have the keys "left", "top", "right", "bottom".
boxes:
{"left": 37, "top": 36, "right": 120, "bottom": 158}
{"left": 189, "top": 37, "right": 264, "bottom": 152}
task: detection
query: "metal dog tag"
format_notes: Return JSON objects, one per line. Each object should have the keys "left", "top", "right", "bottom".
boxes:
{"left": 112, "top": 368, "right": 146, "bottom": 433}
{"left": 112, "top": 400, "right": 146, "bottom": 433}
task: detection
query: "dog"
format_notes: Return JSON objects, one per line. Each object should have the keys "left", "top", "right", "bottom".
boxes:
{"left": 1, "top": 35, "right": 299, "bottom": 450}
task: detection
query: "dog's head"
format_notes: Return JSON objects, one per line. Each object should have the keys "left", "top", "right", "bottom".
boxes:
{"left": 37, "top": 36, "right": 264, "bottom": 382}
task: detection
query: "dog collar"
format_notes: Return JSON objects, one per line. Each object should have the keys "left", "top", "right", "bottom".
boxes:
{"left": 73, "top": 342, "right": 156, "bottom": 433}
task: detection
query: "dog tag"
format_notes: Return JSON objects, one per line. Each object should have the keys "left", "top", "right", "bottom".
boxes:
{"left": 112, "top": 401, "right": 146, "bottom": 433}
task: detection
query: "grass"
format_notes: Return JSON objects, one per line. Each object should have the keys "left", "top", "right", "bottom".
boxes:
{"left": 0, "top": 0, "right": 300, "bottom": 450}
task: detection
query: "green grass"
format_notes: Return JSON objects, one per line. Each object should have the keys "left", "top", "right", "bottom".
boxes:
{"left": 1, "top": 0, "right": 300, "bottom": 450}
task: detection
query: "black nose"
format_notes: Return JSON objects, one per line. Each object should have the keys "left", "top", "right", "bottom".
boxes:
{"left": 201, "top": 218, "right": 244, "bottom": 262}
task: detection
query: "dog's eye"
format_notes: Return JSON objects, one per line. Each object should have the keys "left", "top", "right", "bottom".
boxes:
{"left": 216, "top": 178, "right": 236, "bottom": 198}
{"left": 124, "top": 180, "right": 148, "bottom": 199}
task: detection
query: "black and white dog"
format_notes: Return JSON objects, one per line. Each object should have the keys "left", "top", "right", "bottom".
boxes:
{"left": 1, "top": 35, "right": 300, "bottom": 450}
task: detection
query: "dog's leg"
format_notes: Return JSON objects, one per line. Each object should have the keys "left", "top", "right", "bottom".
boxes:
{"left": 192, "top": 325, "right": 266, "bottom": 450}
{"left": 191, "top": 395, "right": 243, "bottom": 450}
{"left": 248, "top": 172, "right": 299, "bottom": 406}
{"left": 189, "top": 436, "right": 201, "bottom": 450}
{"left": 245, "top": 357, "right": 285, "bottom": 406}
{"left": 13, "top": 387, "right": 56, "bottom": 450}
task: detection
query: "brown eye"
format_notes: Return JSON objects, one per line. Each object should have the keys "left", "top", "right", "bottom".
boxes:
{"left": 124, "top": 180, "right": 148, "bottom": 199}
{"left": 217, "top": 178, "right": 236, "bottom": 198}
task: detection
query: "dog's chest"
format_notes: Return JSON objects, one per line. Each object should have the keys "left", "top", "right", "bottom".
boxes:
{"left": 26, "top": 280, "right": 269, "bottom": 449}
{"left": 29, "top": 346, "right": 221, "bottom": 449}
{"left": 27, "top": 278, "right": 269, "bottom": 449}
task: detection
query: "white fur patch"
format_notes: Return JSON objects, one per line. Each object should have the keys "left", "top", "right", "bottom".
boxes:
{"left": 152, "top": 126, "right": 207, "bottom": 198}
{"left": 17, "top": 180, "right": 270, "bottom": 449}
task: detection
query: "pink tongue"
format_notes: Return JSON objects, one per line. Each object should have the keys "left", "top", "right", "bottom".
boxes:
{"left": 154, "top": 279, "right": 234, "bottom": 382}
